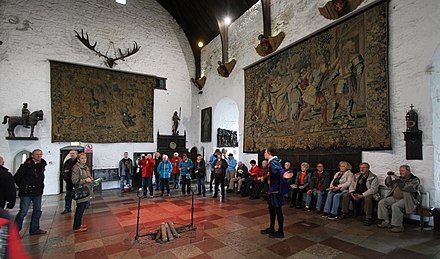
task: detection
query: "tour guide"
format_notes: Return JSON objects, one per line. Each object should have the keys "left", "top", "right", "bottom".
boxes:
{"left": 260, "top": 147, "right": 292, "bottom": 238}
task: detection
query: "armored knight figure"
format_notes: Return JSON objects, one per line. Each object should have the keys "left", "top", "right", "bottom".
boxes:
{"left": 172, "top": 111, "right": 180, "bottom": 135}
{"left": 21, "top": 103, "right": 30, "bottom": 128}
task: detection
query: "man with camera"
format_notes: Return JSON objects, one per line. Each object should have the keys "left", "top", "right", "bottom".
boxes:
{"left": 14, "top": 149, "right": 47, "bottom": 235}
{"left": 377, "top": 165, "right": 420, "bottom": 232}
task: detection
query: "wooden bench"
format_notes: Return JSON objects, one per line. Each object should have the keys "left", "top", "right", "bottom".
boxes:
{"left": 378, "top": 186, "right": 432, "bottom": 231}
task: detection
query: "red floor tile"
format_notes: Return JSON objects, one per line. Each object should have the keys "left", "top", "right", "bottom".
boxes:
{"left": 13, "top": 189, "right": 437, "bottom": 258}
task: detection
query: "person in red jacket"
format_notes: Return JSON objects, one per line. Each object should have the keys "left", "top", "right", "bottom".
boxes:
{"left": 170, "top": 152, "right": 182, "bottom": 189}
{"left": 0, "top": 208, "right": 29, "bottom": 259}
{"left": 242, "top": 160, "right": 260, "bottom": 197}
{"left": 138, "top": 154, "right": 155, "bottom": 198}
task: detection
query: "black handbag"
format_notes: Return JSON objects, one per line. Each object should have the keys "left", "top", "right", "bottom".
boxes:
{"left": 63, "top": 171, "right": 70, "bottom": 181}
{"left": 73, "top": 168, "right": 91, "bottom": 200}
{"left": 74, "top": 184, "right": 90, "bottom": 200}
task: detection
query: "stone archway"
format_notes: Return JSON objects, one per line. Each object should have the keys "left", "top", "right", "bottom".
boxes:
{"left": 189, "top": 146, "right": 198, "bottom": 164}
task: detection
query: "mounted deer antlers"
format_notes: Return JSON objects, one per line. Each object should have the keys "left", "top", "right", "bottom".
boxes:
{"left": 74, "top": 29, "right": 141, "bottom": 68}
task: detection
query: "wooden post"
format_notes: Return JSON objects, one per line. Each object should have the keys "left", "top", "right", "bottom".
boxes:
{"left": 168, "top": 221, "right": 181, "bottom": 238}
{"left": 261, "top": 0, "right": 272, "bottom": 37}
{"left": 165, "top": 223, "right": 174, "bottom": 241}
{"left": 161, "top": 223, "right": 168, "bottom": 242}
{"left": 155, "top": 229, "right": 161, "bottom": 241}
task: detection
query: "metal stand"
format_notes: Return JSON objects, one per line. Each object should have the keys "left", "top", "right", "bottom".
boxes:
{"left": 135, "top": 188, "right": 142, "bottom": 241}
{"left": 191, "top": 187, "right": 194, "bottom": 227}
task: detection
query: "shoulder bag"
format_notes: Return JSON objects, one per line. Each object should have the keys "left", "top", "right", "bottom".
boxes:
{"left": 73, "top": 168, "right": 91, "bottom": 200}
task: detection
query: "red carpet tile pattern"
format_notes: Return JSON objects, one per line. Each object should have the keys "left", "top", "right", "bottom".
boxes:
{"left": 10, "top": 189, "right": 440, "bottom": 258}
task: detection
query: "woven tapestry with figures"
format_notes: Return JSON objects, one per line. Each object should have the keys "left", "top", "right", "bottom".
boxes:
{"left": 50, "top": 61, "right": 154, "bottom": 143}
{"left": 244, "top": 2, "right": 389, "bottom": 152}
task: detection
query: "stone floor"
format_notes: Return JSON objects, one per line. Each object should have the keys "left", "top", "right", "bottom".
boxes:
{"left": 13, "top": 188, "right": 440, "bottom": 258}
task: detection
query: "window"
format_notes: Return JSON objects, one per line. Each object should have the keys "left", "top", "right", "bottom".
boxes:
{"left": 155, "top": 77, "right": 167, "bottom": 90}
{"left": 22, "top": 153, "right": 27, "bottom": 163}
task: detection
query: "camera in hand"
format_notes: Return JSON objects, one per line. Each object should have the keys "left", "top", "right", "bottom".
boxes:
{"left": 387, "top": 171, "right": 395, "bottom": 175}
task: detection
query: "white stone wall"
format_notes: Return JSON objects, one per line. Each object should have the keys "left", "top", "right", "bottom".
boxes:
{"left": 1, "top": 0, "right": 439, "bottom": 204}
{"left": 432, "top": 46, "right": 440, "bottom": 206}
{"left": 0, "top": 0, "right": 195, "bottom": 194}
{"left": 194, "top": 0, "right": 440, "bottom": 206}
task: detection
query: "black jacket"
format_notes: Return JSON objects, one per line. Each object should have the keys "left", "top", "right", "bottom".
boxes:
{"left": 310, "top": 170, "right": 331, "bottom": 192}
{"left": 14, "top": 158, "right": 47, "bottom": 197}
{"left": 236, "top": 164, "right": 249, "bottom": 178}
{"left": 194, "top": 159, "right": 206, "bottom": 178}
{"left": 154, "top": 157, "right": 161, "bottom": 173}
{"left": 213, "top": 158, "right": 228, "bottom": 175}
{"left": 0, "top": 166, "right": 16, "bottom": 209}
{"left": 63, "top": 158, "right": 77, "bottom": 186}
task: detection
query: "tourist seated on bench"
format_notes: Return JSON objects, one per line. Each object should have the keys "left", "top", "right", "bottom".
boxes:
{"left": 250, "top": 160, "right": 268, "bottom": 200}
{"left": 322, "top": 161, "right": 354, "bottom": 219}
{"left": 228, "top": 161, "right": 248, "bottom": 193}
{"left": 241, "top": 160, "right": 259, "bottom": 196}
{"left": 377, "top": 164, "right": 420, "bottom": 233}
{"left": 290, "top": 162, "right": 312, "bottom": 209}
{"left": 339, "top": 162, "right": 379, "bottom": 226}
{"left": 305, "top": 162, "right": 331, "bottom": 213}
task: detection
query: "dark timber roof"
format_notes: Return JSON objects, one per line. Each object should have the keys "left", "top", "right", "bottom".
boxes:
{"left": 155, "top": 0, "right": 259, "bottom": 76}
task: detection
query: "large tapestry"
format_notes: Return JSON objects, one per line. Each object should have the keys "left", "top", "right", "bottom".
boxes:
{"left": 244, "top": 2, "right": 389, "bottom": 152}
{"left": 50, "top": 61, "right": 154, "bottom": 143}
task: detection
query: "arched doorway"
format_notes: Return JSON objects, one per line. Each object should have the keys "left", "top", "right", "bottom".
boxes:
{"left": 59, "top": 146, "right": 88, "bottom": 193}
{"left": 213, "top": 97, "right": 240, "bottom": 159}
{"left": 13, "top": 150, "right": 31, "bottom": 174}
{"left": 189, "top": 146, "right": 198, "bottom": 164}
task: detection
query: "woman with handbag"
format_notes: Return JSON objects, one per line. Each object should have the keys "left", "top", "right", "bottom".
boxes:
{"left": 322, "top": 161, "right": 353, "bottom": 220}
{"left": 71, "top": 153, "right": 93, "bottom": 232}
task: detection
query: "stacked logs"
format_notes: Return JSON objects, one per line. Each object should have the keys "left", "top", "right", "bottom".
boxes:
{"left": 154, "top": 221, "right": 182, "bottom": 243}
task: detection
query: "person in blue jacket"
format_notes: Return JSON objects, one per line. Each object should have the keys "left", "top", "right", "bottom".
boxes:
{"left": 158, "top": 155, "right": 173, "bottom": 196}
{"left": 209, "top": 149, "right": 220, "bottom": 192}
{"left": 179, "top": 153, "right": 194, "bottom": 196}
